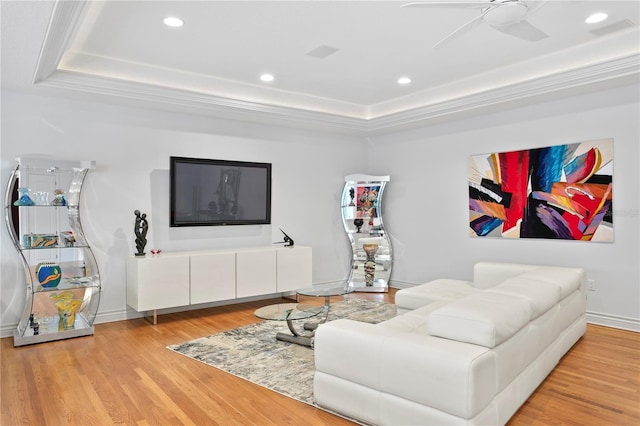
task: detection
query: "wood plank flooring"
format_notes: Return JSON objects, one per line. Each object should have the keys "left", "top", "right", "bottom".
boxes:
{"left": 1, "top": 289, "right": 638, "bottom": 425}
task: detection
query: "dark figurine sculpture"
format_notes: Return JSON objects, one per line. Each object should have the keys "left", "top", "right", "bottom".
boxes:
{"left": 134, "top": 210, "right": 148, "bottom": 256}
{"left": 280, "top": 229, "right": 295, "bottom": 247}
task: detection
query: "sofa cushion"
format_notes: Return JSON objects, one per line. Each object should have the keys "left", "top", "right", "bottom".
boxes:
{"left": 428, "top": 292, "right": 532, "bottom": 348}
{"left": 487, "top": 277, "right": 561, "bottom": 320}
{"left": 395, "top": 279, "right": 476, "bottom": 311}
{"left": 518, "top": 268, "right": 583, "bottom": 299}
{"left": 379, "top": 300, "right": 451, "bottom": 334}
{"left": 473, "top": 262, "right": 538, "bottom": 289}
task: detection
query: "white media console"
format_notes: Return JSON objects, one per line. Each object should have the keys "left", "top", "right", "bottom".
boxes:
{"left": 126, "top": 245, "right": 312, "bottom": 324}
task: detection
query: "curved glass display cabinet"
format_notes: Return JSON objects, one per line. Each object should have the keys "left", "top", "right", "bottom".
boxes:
{"left": 341, "top": 174, "right": 392, "bottom": 293}
{"left": 4, "top": 156, "right": 100, "bottom": 346}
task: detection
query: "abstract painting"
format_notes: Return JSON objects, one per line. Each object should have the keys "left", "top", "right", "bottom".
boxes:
{"left": 468, "top": 139, "right": 613, "bottom": 242}
{"left": 356, "top": 185, "right": 381, "bottom": 219}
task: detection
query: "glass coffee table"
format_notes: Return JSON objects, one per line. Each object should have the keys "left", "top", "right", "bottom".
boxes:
{"left": 296, "top": 285, "right": 353, "bottom": 330}
{"left": 254, "top": 303, "right": 322, "bottom": 347}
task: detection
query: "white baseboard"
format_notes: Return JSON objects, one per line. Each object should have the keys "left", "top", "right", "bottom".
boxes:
{"left": 1, "top": 325, "right": 17, "bottom": 339}
{"left": 0, "top": 292, "right": 296, "bottom": 340}
{"left": 100, "top": 291, "right": 640, "bottom": 333}
{"left": 4, "top": 287, "right": 636, "bottom": 339}
{"left": 389, "top": 280, "right": 413, "bottom": 290}
{"left": 586, "top": 311, "right": 640, "bottom": 332}
{"left": 0, "top": 283, "right": 348, "bottom": 339}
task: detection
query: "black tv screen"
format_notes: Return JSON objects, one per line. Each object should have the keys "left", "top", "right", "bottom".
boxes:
{"left": 170, "top": 156, "right": 271, "bottom": 227}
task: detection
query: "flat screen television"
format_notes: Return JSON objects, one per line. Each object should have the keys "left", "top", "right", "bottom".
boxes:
{"left": 170, "top": 156, "right": 272, "bottom": 227}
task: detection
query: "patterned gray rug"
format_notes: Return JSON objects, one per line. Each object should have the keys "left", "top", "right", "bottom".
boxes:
{"left": 167, "top": 298, "right": 396, "bottom": 406}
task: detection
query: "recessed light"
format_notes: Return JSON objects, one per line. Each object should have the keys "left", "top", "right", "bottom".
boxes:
{"left": 398, "top": 77, "right": 412, "bottom": 85}
{"left": 585, "top": 12, "right": 608, "bottom": 24}
{"left": 260, "top": 74, "right": 275, "bottom": 82}
{"left": 163, "top": 17, "right": 184, "bottom": 27}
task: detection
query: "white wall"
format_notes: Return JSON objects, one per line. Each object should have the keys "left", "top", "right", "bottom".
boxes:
{"left": 0, "top": 91, "right": 362, "bottom": 335}
{"left": 2, "top": 83, "right": 638, "bottom": 336}
{"left": 369, "top": 83, "right": 640, "bottom": 331}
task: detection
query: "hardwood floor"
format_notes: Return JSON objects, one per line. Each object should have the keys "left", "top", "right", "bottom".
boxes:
{"left": 1, "top": 289, "right": 638, "bottom": 425}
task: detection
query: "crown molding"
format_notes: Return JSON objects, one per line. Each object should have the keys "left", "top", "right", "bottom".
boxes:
{"left": 32, "top": 0, "right": 87, "bottom": 84}
{"left": 58, "top": 51, "right": 368, "bottom": 120}
{"left": 36, "top": 53, "right": 639, "bottom": 134}
{"left": 37, "top": 71, "right": 370, "bottom": 134}
{"left": 367, "top": 53, "right": 640, "bottom": 134}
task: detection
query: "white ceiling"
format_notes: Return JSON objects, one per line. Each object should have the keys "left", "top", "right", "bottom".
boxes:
{"left": 1, "top": 0, "right": 639, "bottom": 133}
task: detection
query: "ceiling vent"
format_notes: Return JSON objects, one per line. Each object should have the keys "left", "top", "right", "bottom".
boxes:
{"left": 589, "top": 19, "right": 636, "bottom": 37}
{"left": 306, "top": 45, "right": 340, "bottom": 59}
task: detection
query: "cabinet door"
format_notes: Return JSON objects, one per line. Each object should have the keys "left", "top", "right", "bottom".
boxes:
{"left": 236, "top": 249, "right": 276, "bottom": 298}
{"left": 190, "top": 252, "right": 236, "bottom": 304}
{"left": 127, "top": 256, "right": 189, "bottom": 311}
{"left": 277, "top": 247, "right": 312, "bottom": 292}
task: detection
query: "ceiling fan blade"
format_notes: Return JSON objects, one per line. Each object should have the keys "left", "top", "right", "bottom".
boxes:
{"left": 492, "top": 20, "right": 549, "bottom": 41}
{"left": 401, "top": 1, "right": 495, "bottom": 9}
{"left": 523, "top": 0, "right": 549, "bottom": 16}
{"left": 433, "top": 12, "right": 486, "bottom": 49}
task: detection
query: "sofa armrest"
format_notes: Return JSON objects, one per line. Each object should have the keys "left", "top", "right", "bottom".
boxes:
{"left": 315, "top": 319, "right": 395, "bottom": 389}
{"left": 314, "top": 319, "right": 496, "bottom": 419}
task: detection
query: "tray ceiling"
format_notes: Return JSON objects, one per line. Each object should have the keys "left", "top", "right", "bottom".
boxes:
{"left": 2, "top": 1, "right": 639, "bottom": 133}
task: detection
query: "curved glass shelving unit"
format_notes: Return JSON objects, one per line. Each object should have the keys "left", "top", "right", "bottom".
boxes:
{"left": 4, "top": 156, "right": 101, "bottom": 346}
{"left": 341, "top": 174, "right": 392, "bottom": 293}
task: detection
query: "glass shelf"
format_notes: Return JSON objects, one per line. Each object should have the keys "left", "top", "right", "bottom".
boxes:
{"left": 18, "top": 312, "right": 93, "bottom": 338}
{"left": 33, "top": 276, "right": 100, "bottom": 292}
{"left": 19, "top": 244, "right": 91, "bottom": 250}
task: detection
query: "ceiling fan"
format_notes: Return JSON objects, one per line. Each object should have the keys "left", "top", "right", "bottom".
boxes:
{"left": 402, "top": 0, "right": 549, "bottom": 49}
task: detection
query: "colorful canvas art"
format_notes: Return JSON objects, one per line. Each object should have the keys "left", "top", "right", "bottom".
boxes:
{"left": 356, "top": 185, "right": 381, "bottom": 219}
{"left": 468, "top": 139, "right": 613, "bottom": 242}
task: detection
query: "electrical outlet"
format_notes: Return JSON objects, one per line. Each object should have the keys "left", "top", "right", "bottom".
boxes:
{"left": 587, "top": 279, "right": 596, "bottom": 291}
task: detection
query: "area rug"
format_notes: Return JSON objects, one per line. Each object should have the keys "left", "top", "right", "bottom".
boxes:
{"left": 167, "top": 298, "right": 396, "bottom": 406}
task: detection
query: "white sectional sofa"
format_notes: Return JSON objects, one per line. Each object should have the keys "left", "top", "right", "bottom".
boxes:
{"left": 314, "top": 262, "right": 586, "bottom": 425}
